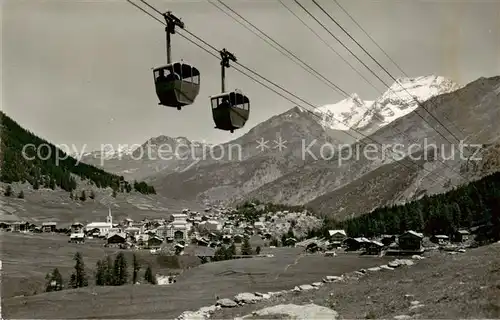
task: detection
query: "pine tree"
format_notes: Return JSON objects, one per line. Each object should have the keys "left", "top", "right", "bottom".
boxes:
{"left": 105, "top": 255, "right": 115, "bottom": 285}
{"left": 95, "top": 259, "right": 106, "bottom": 286}
{"left": 89, "top": 190, "right": 95, "bottom": 200}
{"left": 144, "top": 265, "right": 156, "bottom": 284}
{"left": 33, "top": 179, "right": 39, "bottom": 190}
{"left": 4, "top": 185, "right": 13, "bottom": 197}
{"left": 17, "top": 190, "right": 24, "bottom": 199}
{"left": 45, "top": 268, "right": 63, "bottom": 292}
{"left": 70, "top": 252, "right": 88, "bottom": 288}
{"left": 49, "top": 179, "right": 56, "bottom": 190}
{"left": 241, "top": 238, "right": 253, "bottom": 255}
{"left": 132, "top": 253, "right": 141, "bottom": 284}
{"left": 113, "top": 252, "right": 128, "bottom": 285}
{"left": 79, "top": 190, "right": 86, "bottom": 201}
{"left": 256, "top": 246, "right": 261, "bottom": 255}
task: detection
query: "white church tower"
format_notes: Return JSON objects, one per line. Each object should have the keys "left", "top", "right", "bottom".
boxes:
{"left": 107, "top": 207, "right": 113, "bottom": 226}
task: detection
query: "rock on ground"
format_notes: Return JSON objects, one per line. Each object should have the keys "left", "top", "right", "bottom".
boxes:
{"left": 216, "top": 298, "right": 238, "bottom": 308}
{"left": 240, "top": 303, "right": 339, "bottom": 319}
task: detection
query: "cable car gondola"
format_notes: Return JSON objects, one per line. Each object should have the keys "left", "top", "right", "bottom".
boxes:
{"left": 154, "top": 11, "right": 200, "bottom": 110}
{"left": 210, "top": 49, "right": 250, "bottom": 133}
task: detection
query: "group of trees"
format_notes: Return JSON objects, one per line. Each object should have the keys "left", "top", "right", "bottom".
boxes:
{"left": 95, "top": 253, "right": 156, "bottom": 286}
{"left": 212, "top": 239, "right": 261, "bottom": 262}
{"left": 45, "top": 252, "right": 157, "bottom": 293}
{"left": 310, "top": 171, "right": 500, "bottom": 244}
{"left": 45, "top": 252, "right": 88, "bottom": 292}
{"left": 235, "top": 199, "right": 313, "bottom": 224}
{"left": 0, "top": 111, "right": 156, "bottom": 196}
{"left": 3, "top": 185, "right": 24, "bottom": 198}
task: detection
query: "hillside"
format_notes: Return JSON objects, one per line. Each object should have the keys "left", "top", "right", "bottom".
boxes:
{"left": 245, "top": 76, "right": 500, "bottom": 217}
{"left": 0, "top": 111, "right": 201, "bottom": 223}
{"left": 0, "top": 111, "right": 155, "bottom": 194}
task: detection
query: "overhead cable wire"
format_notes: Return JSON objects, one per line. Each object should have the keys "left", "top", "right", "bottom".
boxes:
{"left": 278, "top": 0, "right": 381, "bottom": 96}
{"left": 125, "top": 0, "right": 459, "bottom": 187}
{"left": 206, "top": 0, "right": 345, "bottom": 98}
{"left": 331, "top": 0, "right": 468, "bottom": 140}
{"left": 211, "top": 0, "right": 348, "bottom": 98}
{"left": 312, "top": 0, "right": 464, "bottom": 145}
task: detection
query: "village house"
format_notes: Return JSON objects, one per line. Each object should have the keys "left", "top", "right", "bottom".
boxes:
{"left": 71, "top": 222, "right": 84, "bottom": 233}
{"left": 42, "top": 222, "right": 57, "bottom": 233}
{"left": 233, "top": 234, "right": 244, "bottom": 243}
{"left": 430, "top": 234, "right": 450, "bottom": 245}
{"left": 343, "top": 237, "right": 367, "bottom": 251}
{"left": 165, "top": 213, "right": 189, "bottom": 241}
{"left": 107, "top": 232, "right": 126, "bottom": 245}
{"left": 452, "top": 229, "right": 470, "bottom": 242}
{"left": 69, "top": 233, "right": 85, "bottom": 244}
{"left": 148, "top": 236, "right": 163, "bottom": 249}
{"left": 135, "top": 234, "right": 149, "bottom": 246}
{"left": 398, "top": 230, "right": 424, "bottom": 251}
{"left": 328, "top": 229, "right": 347, "bottom": 247}
{"left": 284, "top": 237, "right": 297, "bottom": 247}
{"left": 365, "top": 240, "right": 384, "bottom": 255}
{"left": 10, "top": 221, "right": 24, "bottom": 232}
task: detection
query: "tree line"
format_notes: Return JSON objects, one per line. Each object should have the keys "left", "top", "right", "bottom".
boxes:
{"left": 0, "top": 111, "right": 156, "bottom": 195}
{"left": 45, "top": 252, "right": 157, "bottom": 292}
{"left": 312, "top": 171, "right": 500, "bottom": 244}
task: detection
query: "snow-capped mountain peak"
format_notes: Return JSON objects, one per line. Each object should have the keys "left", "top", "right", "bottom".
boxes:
{"left": 315, "top": 75, "right": 461, "bottom": 132}
{"left": 316, "top": 93, "right": 373, "bottom": 130}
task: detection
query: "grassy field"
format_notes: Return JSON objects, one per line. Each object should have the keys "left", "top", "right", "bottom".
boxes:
{"left": 0, "top": 189, "right": 202, "bottom": 224}
{"left": 214, "top": 243, "right": 500, "bottom": 319}
{"left": 2, "top": 241, "right": 391, "bottom": 319}
{"left": 0, "top": 232, "right": 199, "bottom": 299}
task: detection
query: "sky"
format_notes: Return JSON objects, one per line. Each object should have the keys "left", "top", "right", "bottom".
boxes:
{"left": 2, "top": 0, "right": 500, "bottom": 151}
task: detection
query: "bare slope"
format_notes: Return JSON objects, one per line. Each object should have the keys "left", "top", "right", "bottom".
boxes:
{"left": 245, "top": 76, "right": 500, "bottom": 217}
{"left": 214, "top": 243, "right": 500, "bottom": 320}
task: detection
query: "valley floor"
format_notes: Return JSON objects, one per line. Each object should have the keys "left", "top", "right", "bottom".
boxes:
{"left": 212, "top": 243, "right": 500, "bottom": 319}
{"left": 2, "top": 239, "right": 390, "bottom": 319}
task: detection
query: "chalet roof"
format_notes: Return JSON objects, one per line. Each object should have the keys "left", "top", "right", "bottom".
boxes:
{"left": 433, "top": 235, "right": 449, "bottom": 239}
{"left": 401, "top": 230, "right": 424, "bottom": 239}
{"left": 328, "top": 229, "right": 347, "bottom": 237}
{"left": 369, "top": 240, "right": 384, "bottom": 247}
{"left": 107, "top": 232, "right": 126, "bottom": 240}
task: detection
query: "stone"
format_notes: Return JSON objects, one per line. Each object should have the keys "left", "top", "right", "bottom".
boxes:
{"left": 239, "top": 303, "right": 338, "bottom": 319}
{"left": 299, "top": 284, "right": 315, "bottom": 291}
{"left": 216, "top": 298, "right": 237, "bottom": 308}
{"left": 323, "top": 275, "right": 343, "bottom": 282}
{"left": 234, "top": 292, "right": 261, "bottom": 304}
{"left": 380, "top": 265, "right": 395, "bottom": 271}
{"left": 367, "top": 267, "right": 381, "bottom": 272}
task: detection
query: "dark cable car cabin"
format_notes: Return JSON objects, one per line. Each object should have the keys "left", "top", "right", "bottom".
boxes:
{"left": 211, "top": 91, "right": 250, "bottom": 133}
{"left": 154, "top": 62, "right": 200, "bottom": 110}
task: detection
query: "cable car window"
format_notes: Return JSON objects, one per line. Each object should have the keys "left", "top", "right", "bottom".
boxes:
{"left": 211, "top": 97, "right": 218, "bottom": 109}
{"left": 192, "top": 74, "right": 199, "bottom": 85}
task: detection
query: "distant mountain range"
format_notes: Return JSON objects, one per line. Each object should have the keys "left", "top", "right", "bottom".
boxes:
{"left": 76, "top": 75, "right": 500, "bottom": 219}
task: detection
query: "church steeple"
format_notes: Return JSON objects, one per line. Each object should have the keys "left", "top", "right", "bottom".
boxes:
{"left": 107, "top": 207, "right": 112, "bottom": 226}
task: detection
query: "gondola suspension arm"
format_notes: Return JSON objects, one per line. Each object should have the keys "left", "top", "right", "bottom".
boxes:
{"left": 220, "top": 48, "right": 236, "bottom": 93}
{"left": 163, "top": 11, "right": 185, "bottom": 64}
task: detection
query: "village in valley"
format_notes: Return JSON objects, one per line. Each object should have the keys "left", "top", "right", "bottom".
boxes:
{"left": 1, "top": 200, "right": 475, "bottom": 269}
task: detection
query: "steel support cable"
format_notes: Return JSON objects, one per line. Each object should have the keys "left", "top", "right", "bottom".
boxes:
{"left": 126, "top": 0, "right": 456, "bottom": 187}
